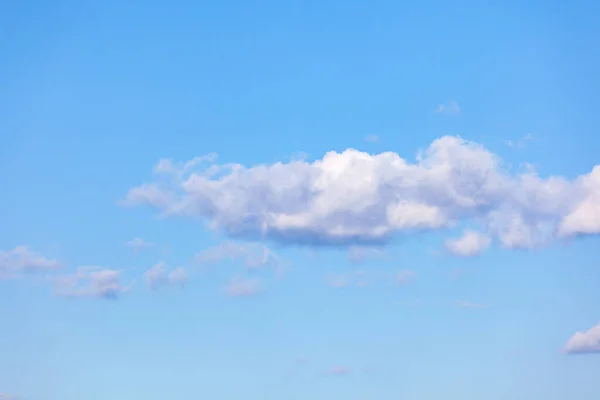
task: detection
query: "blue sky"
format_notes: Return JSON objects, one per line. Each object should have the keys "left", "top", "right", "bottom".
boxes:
{"left": 2, "top": 1, "right": 600, "bottom": 399}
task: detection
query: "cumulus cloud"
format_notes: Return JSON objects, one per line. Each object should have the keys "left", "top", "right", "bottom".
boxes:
{"left": 557, "top": 166, "right": 600, "bottom": 237}
{"left": 123, "top": 136, "right": 599, "bottom": 248}
{"left": 445, "top": 229, "right": 491, "bottom": 257}
{"left": 195, "top": 242, "right": 280, "bottom": 270}
{"left": 563, "top": 322, "right": 600, "bottom": 354}
{"left": 144, "top": 262, "right": 187, "bottom": 290}
{"left": 224, "top": 276, "right": 262, "bottom": 297}
{"left": 52, "top": 267, "right": 128, "bottom": 299}
{"left": 0, "top": 246, "right": 61, "bottom": 279}
{"left": 434, "top": 101, "right": 461, "bottom": 115}
{"left": 126, "top": 237, "right": 150, "bottom": 253}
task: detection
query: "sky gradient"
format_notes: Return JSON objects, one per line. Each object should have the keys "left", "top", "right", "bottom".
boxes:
{"left": 2, "top": 1, "right": 600, "bottom": 399}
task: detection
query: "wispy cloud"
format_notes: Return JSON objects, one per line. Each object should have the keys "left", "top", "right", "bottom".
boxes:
{"left": 504, "top": 133, "right": 533, "bottom": 150}
{"left": 51, "top": 267, "right": 129, "bottom": 299}
{"left": 434, "top": 101, "right": 460, "bottom": 115}
{"left": 295, "top": 358, "right": 310, "bottom": 366}
{"left": 326, "top": 270, "right": 371, "bottom": 289}
{"left": 224, "top": 276, "right": 262, "bottom": 297}
{"left": 397, "top": 270, "right": 415, "bottom": 285}
{"left": 326, "top": 273, "right": 349, "bottom": 288}
{"left": 144, "top": 262, "right": 187, "bottom": 290}
{"left": 196, "top": 242, "right": 280, "bottom": 270}
{"left": 450, "top": 268, "right": 467, "bottom": 281}
{"left": 365, "top": 134, "right": 380, "bottom": 142}
{"left": 398, "top": 299, "right": 421, "bottom": 306}
{"left": 348, "top": 246, "right": 385, "bottom": 263}
{"left": 455, "top": 300, "right": 491, "bottom": 309}
{"left": 153, "top": 153, "right": 218, "bottom": 176}
{"left": 326, "top": 366, "right": 350, "bottom": 375}
{"left": 0, "top": 246, "right": 61, "bottom": 280}
{"left": 563, "top": 322, "right": 600, "bottom": 354}
{"left": 126, "top": 237, "right": 150, "bottom": 253}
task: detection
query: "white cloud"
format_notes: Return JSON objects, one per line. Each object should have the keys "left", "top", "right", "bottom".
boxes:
{"left": 445, "top": 229, "right": 491, "bottom": 257}
{"left": 123, "top": 136, "right": 600, "bottom": 248}
{"left": 0, "top": 246, "right": 61, "bottom": 279}
{"left": 195, "top": 242, "right": 280, "bottom": 270}
{"left": 434, "top": 101, "right": 461, "bottom": 115}
{"left": 153, "top": 153, "right": 218, "bottom": 176}
{"left": 365, "top": 134, "right": 380, "bottom": 142}
{"left": 557, "top": 166, "right": 600, "bottom": 237}
{"left": 224, "top": 276, "right": 262, "bottom": 297}
{"left": 144, "top": 262, "right": 188, "bottom": 290}
{"left": 397, "top": 270, "right": 415, "bottom": 285}
{"left": 126, "top": 237, "right": 150, "bottom": 253}
{"left": 564, "top": 322, "right": 600, "bottom": 354}
{"left": 504, "top": 133, "right": 533, "bottom": 150}
{"left": 52, "top": 267, "right": 128, "bottom": 299}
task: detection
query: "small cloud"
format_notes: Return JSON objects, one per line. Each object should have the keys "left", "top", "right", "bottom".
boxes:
{"left": 196, "top": 242, "right": 280, "bottom": 270}
{"left": 144, "top": 262, "right": 188, "bottom": 290}
{"left": 154, "top": 153, "right": 218, "bottom": 176}
{"left": 0, "top": 246, "right": 61, "bottom": 279}
{"left": 434, "top": 101, "right": 460, "bottom": 115}
{"left": 361, "top": 366, "right": 376, "bottom": 375}
{"left": 126, "top": 237, "right": 150, "bottom": 253}
{"left": 326, "top": 274, "right": 349, "bottom": 288}
{"left": 365, "top": 134, "right": 380, "bottom": 142}
{"left": 291, "top": 151, "right": 309, "bottom": 161}
{"left": 455, "top": 300, "right": 491, "bottom": 309}
{"left": 327, "top": 366, "right": 350, "bottom": 375}
{"left": 398, "top": 299, "right": 421, "bottom": 306}
{"left": 450, "top": 268, "right": 466, "bottom": 281}
{"left": 429, "top": 248, "right": 442, "bottom": 258}
{"left": 504, "top": 133, "right": 533, "bottom": 150}
{"left": 563, "top": 322, "right": 600, "bottom": 355}
{"left": 52, "top": 267, "right": 129, "bottom": 299}
{"left": 0, "top": 394, "right": 18, "bottom": 400}
{"left": 397, "top": 270, "right": 415, "bottom": 285}
{"left": 445, "top": 229, "right": 491, "bottom": 257}
{"left": 224, "top": 276, "right": 262, "bottom": 297}
{"left": 295, "top": 358, "right": 310, "bottom": 366}
{"left": 168, "top": 267, "right": 188, "bottom": 285}
{"left": 326, "top": 270, "right": 371, "bottom": 288}
{"left": 348, "top": 246, "right": 384, "bottom": 263}
{"left": 355, "top": 270, "right": 370, "bottom": 287}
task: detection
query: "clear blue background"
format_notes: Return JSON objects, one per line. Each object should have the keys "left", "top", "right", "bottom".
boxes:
{"left": 1, "top": 1, "right": 600, "bottom": 399}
